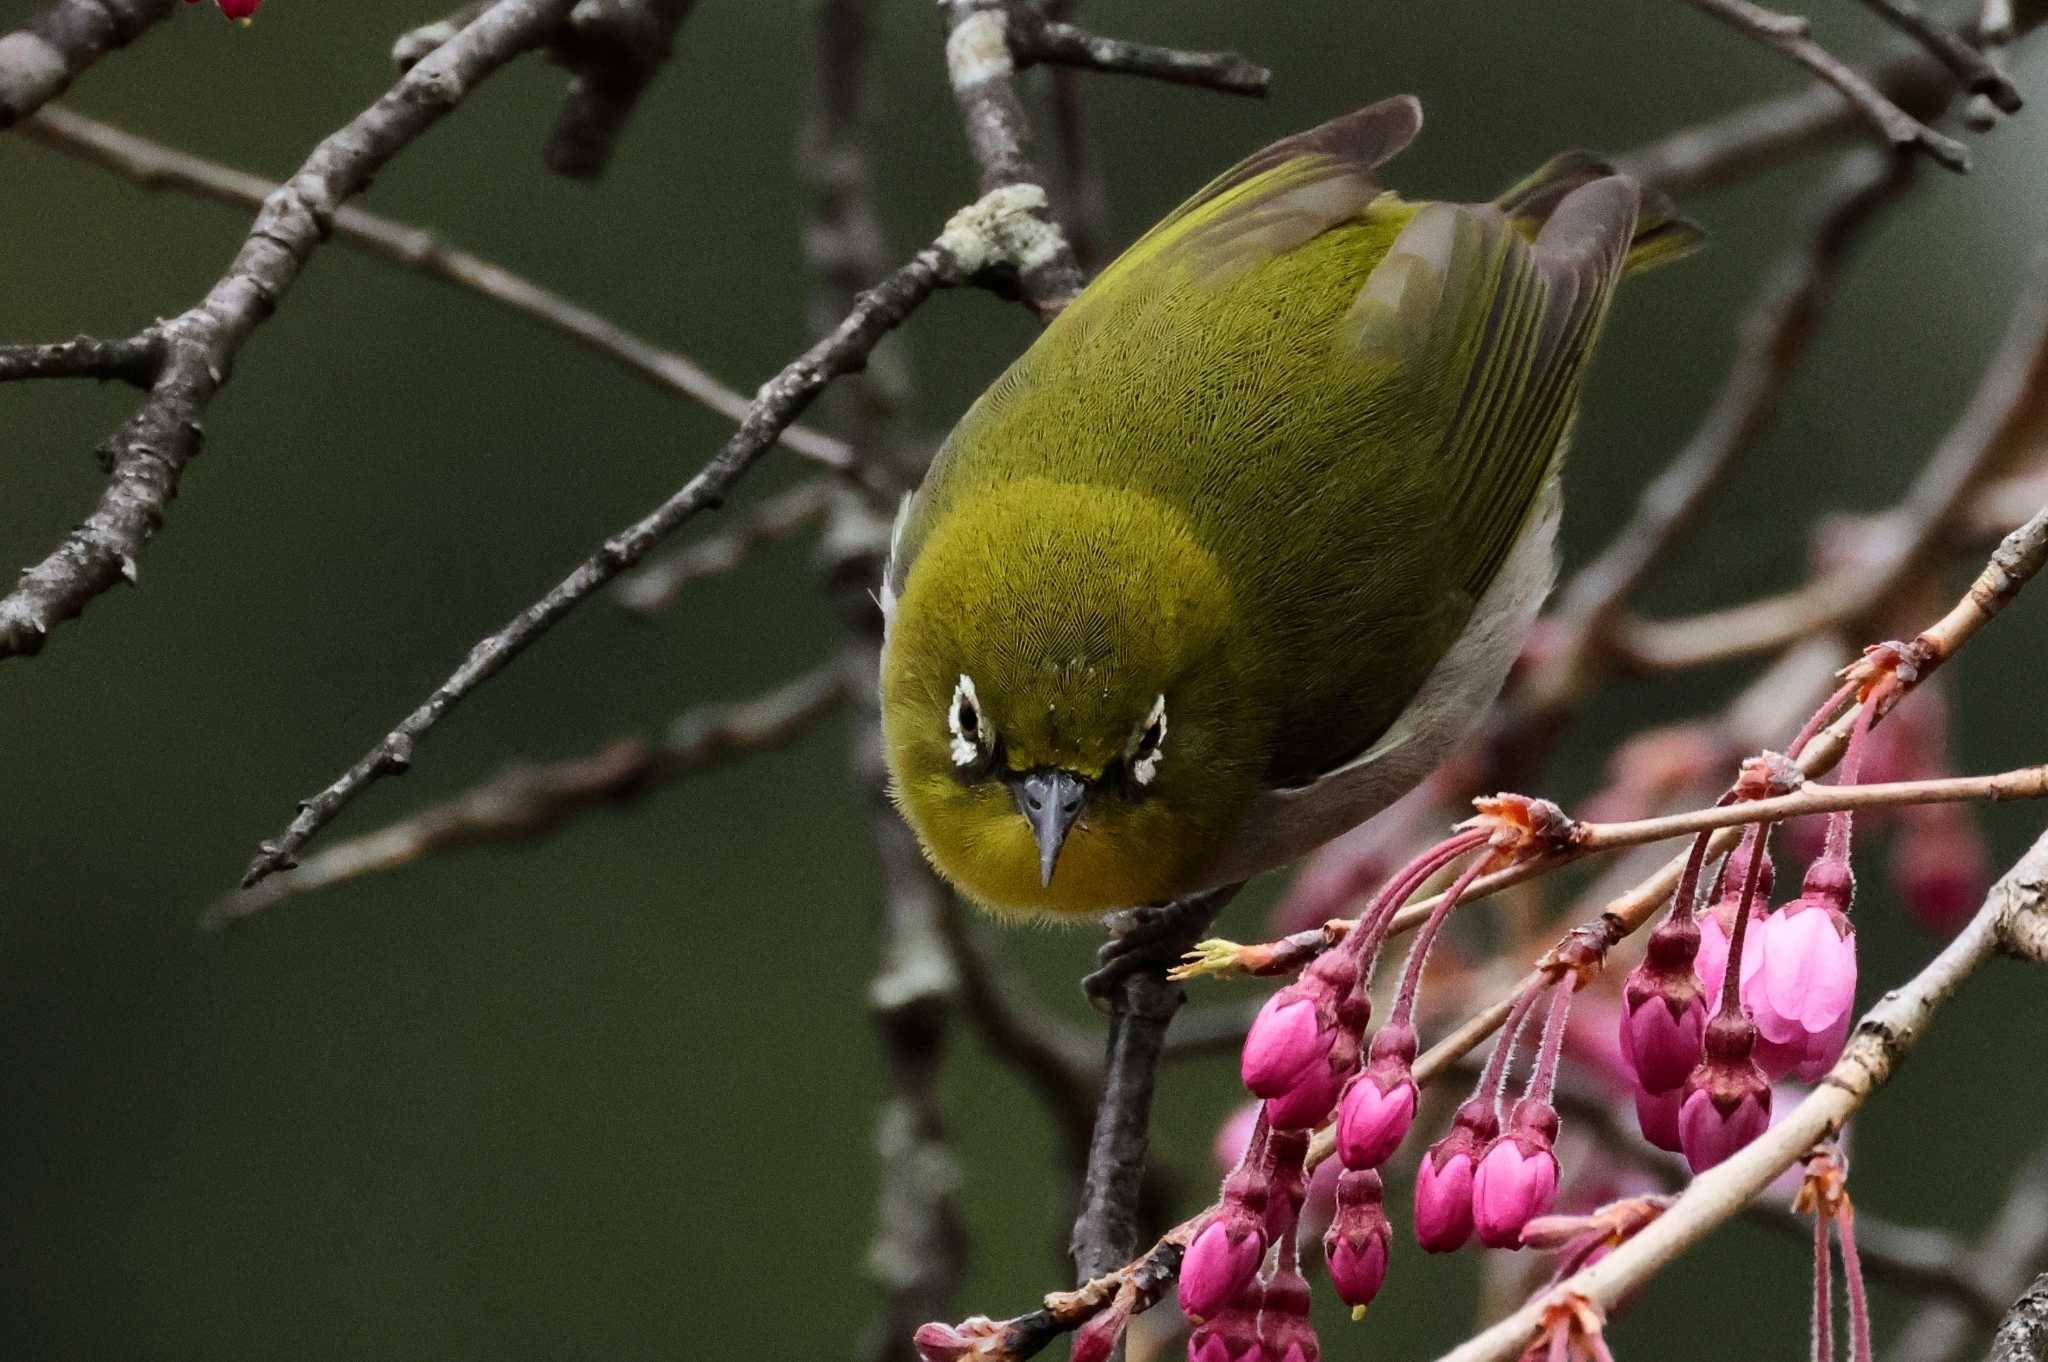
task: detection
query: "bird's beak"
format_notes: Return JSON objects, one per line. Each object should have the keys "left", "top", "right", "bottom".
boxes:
{"left": 1011, "top": 768, "right": 1090, "bottom": 888}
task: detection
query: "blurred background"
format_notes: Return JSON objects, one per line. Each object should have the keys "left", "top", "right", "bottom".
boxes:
{"left": 3, "top": 2, "right": 2047, "bottom": 1358}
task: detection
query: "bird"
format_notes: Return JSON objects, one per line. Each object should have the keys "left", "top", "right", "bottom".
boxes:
{"left": 878, "top": 95, "right": 1697, "bottom": 918}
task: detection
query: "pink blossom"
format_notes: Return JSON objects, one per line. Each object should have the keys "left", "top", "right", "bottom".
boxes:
{"left": 1335, "top": 1024, "right": 1418, "bottom": 1170}
{"left": 1187, "top": 1295, "right": 1263, "bottom": 1362}
{"left": 1414, "top": 1099, "right": 1496, "bottom": 1253}
{"left": 1322, "top": 1169, "right": 1392, "bottom": 1309}
{"left": 1253, "top": 1264, "right": 1318, "bottom": 1362}
{"left": 1633, "top": 1085, "right": 1684, "bottom": 1153}
{"left": 1263, "top": 1057, "right": 1346, "bottom": 1132}
{"left": 1893, "top": 802, "right": 1990, "bottom": 936}
{"left": 1472, "top": 1098, "right": 1561, "bottom": 1249}
{"left": 1241, "top": 992, "right": 1329, "bottom": 1098}
{"left": 186, "top": 0, "right": 261, "bottom": 19}
{"left": 1619, "top": 911, "right": 1708, "bottom": 1094}
{"left": 1177, "top": 1218, "right": 1266, "bottom": 1322}
{"left": 1677, "top": 1013, "right": 1773, "bottom": 1172}
{"left": 1742, "top": 864, "right": 1857, "bottom": 1083}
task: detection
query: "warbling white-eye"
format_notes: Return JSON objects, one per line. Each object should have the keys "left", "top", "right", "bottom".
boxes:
{"left": 879, "top": 96, "right": 1698, "bottom": 916}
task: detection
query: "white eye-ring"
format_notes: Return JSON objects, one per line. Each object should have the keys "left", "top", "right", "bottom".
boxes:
{"left": 948, "top": 674, "right": 987, "bottom": 769}
{"left": 1130, "top": 693, "right": 1168, "bottom": 786}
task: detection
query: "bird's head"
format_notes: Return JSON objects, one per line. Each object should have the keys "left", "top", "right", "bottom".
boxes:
{"left": 880, "top": 478, "right": 1269, "bottom": 915}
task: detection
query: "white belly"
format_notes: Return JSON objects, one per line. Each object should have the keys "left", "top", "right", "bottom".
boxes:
{"left": 1203, "top": 477, "right": 1561, "bottom": 887}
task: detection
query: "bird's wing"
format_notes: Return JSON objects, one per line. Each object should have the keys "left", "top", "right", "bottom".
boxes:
{"left": 1342, "top": 177, "right": 1640, "bottom": 607}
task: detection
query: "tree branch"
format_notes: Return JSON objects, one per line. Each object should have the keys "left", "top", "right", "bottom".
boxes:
{"left": 235, "top": 188, "right": 1040, "bottom": 889}
{"left": 0, "top": 0, "right": 582, "bottom": 660}
{"left": 541, "top": 0, "right": 701, "bottom": 178}
{"left": 201, "top": 665, "right": 845, "bottom": 928}
{"left": 1621, "top": 251, "right": 2048, "bottom": 673}
{"left": 1678, "top": 0, "right": 1971, "bottom": 171}
{"left": 1007, "top": 14, "right": 1270, "bottom": 96}
{"left": 1430, "top": 821, "right": 2048, "bottom": 1362}
{"left": 0, "top": 330, "right": 160, "bottom": 385}
{"left": 17, "top": 106, "right": 882, "bottom": 498}
{"left": 0, "top": 0, "right": 171, "bottom": 127}
{"left": 1990, "top": 1275, "right": 2048, "bottom": 1362}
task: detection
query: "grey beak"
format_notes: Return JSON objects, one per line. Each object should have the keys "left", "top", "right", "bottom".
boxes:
{"left": 1013, "top": 769, "right": 1090, "bottom": 888}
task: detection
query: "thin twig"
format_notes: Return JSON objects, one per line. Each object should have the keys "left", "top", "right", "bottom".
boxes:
{"left": 1430, "top": 822, "right": 2048, "bottom": 1362}
{"left": 1852, "top": 0, "right": 2022, "bottom": 110}
{"left": 1990, "top": 1275, "right": 2048, "bottom": 1362}
{"left": 1621, "top": 0, "right": 2048, "bottom": 194}
{"left": 0, "top": 0, "right": 582, "bottom": 660}
{"left": 19, "top": 106, "right": 881, "bottom": 497}
{"left": 541, "top": 0, "right": 701, "bottom": 178}
{"left": 1679, "top": 0, "right": 1970, "bottom": 170}
{"left": 1622, "top": 253, "right": 2048, "bottom": 673}
{"left": 201, "top": 666, "right": 845, "bottom": 928}
{"left": 1009, "top": 15, "right": 1270, "bottom": 96}
{"left": 938, "top": 0, "right": 1085, "bottom": 316}
{"left": 0, "top": 331, "right": 160, "bottom": 385}
{"left": 0, "top": 0, "right": 171, "bottom": 126}
{"left": 236, "top": 188, "right": 1046, "bottom": 889}
{"left": 613, "top": 482, "right": 832, "bottom": 614}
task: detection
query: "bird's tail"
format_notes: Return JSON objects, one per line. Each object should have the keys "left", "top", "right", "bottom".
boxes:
{"left": 1496, "top": 151, "right": 1703, "bottom": 277}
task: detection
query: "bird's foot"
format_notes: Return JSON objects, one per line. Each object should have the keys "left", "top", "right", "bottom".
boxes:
{"left": 1082, "top": 885, "right": 1242, "bottom": 1010}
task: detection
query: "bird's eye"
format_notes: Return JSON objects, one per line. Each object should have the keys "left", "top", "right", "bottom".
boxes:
{"left": 948, "top": 674, "right": 989, "bottom": 770}
{"left": 1129, "top": 694, "right": 1168, "bottom": 787}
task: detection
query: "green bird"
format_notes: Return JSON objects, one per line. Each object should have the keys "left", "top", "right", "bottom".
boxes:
{"left": 879, "top": 96, "right": 1696, "bottom": 917}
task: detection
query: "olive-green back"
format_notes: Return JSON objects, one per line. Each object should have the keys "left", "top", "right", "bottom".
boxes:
{"left": 893, "top": 98, "right": 1652, "bottom": 786}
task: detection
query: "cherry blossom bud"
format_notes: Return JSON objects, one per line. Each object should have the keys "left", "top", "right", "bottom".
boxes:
{"left": 1634, "top": 1085, "right": 1684, "bottom": 1153}
{"left": 1323, "top": 1169, "right": 1392, "bottom": 1310}
{"left": 913, "top": 1318, "right": 1001, "bottom": 1362}
{"left": 1253, "top": 1263, "right": 1318, "bottom": 1362}
{"left": 1242, "top": 992, "right": 1330, "bottom": 1099}
{"left": 1415, "top": 1099, "right": 1498, "bottom": 1253}
{"left": 1744, "top": 860, "right": 1857, "bottom": 1083}
{"left": 1619, "top": 911, "right": 1708, "bottom": 1094}
{"left": 1187, "top": 1294, "right": 1263, "bottom": 1362}
{"left": 1335, "top": 1024, "right": 1419, "bottom": 1170}
{"left": 1178, "top": 1217, "right": 1267, "bottom": 1322}
{"left": 1678, "top": 1012, "right": 1773, "bottom": 1172}
{"left": 1472, "top": 1097, "right": 1561, "bottom": 1249}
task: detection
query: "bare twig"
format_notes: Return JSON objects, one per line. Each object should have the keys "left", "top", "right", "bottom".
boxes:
{"left": 1622, "top": 254, "right": 2048, "bottom": 673}
{"left": 1678, "top": 0, "right": 1970, "bottom": 170}
{"left": 236, "top": 187, "right": 1047, "bottom": 889}
{"left": 613, "top": 483, "right": 832, "bottom": 614}
{"left": 1431, "top": 822, "right": 2048, "bottom": 1362}
{"left": 0, "top": 0, "right": 581, "bottom": 660}
{"left": 201, "top": 666, "right": 845, "bottom": 928}
{"left": 1852, "top": 0, "right": 2022, "bottom": 110}
{"left": 19, "top": 106, "right": 880, "bottom": 496}
{"left": 0, "top": 331, "right": 160, "bottom": 385}
{"left": 0, "top": 0, "right": 170, "bottom": 126}
{"left": 1008, "top": 14, "right": 1270, "bottom": 96}
{"left": 1622, "top": 0, "right": 2048, "bottom": 194}
{"left": 541, "top": 0, "right": 701, "bottom": 178}
{"left": 938, "top": 0, "right": 1086, "bottom": 316}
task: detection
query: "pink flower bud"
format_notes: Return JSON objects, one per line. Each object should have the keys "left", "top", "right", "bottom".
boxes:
{"left": 1472, "top": 1098, "right": 1561, "bottom": 1249}
{"left": 912, "top": 1318, "right": 1001, "bottom": 1362}
{"left": 1178, "top": 1219, "right": 1267, "bottom": 1322}
{"left": 1187, "top": 1295, "right": 1263, "bottom": 1362}
{"left": 1335, "top": 1024, "right": 1419, "bottom": 1170}
{"left": 1323, "top": 1169, "right": 1392, "bottom": 1308}
{"left": 1262, "top": 1054, "right": 1346, "bottom": 1132}
{"left": 1253, "top": 1265, "right": 1318, "bottom": 1362}
{"left": 1414, "top": 1099, "right": 1497, "bottom": 1253}
{"left": 1742, "top": 863, "right": 1857, "bottom": 1083}
{"left": 1677, "top": 1013, "right": 1773, "bottom": 1172}
{"left": 219, "top": 0, "right": 259, "bottom": 17}
{"left": 1633, "top": 1084, "right": 1684, "bottom": 1153}
{"left": 1619, "top": 912, "right": 1708, "bottom": 1094}
{"left": 1694, "top": 842, "right": 1774, "bottom": 996}
{"left": 1241, "top": 991, "right": 1330, "bottom": 1098}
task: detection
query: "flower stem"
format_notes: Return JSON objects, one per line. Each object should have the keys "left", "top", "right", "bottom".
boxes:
{"left": 1813, "top": 1210, "right": 1834, "bottom": 1362}
{"left": 1527, "top": 975, "right": 1576, "bottom": 1106}
{"left": 1476, "top": 982, "right": 1545, "bottom": 1111}
{"left": 1718, "top": 822, "right": 1774, "bottom": 1016}
{"left": 1391, "top": 847, "right": 1496, "bottom": 1027}
{"left": 1837, "top": 1206, "right": 1874, "bottom": 1362}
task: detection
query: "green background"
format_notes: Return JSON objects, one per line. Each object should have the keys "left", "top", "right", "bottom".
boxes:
{"left": 3, "top": 2, "right": 2046, "bottom": 1358}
